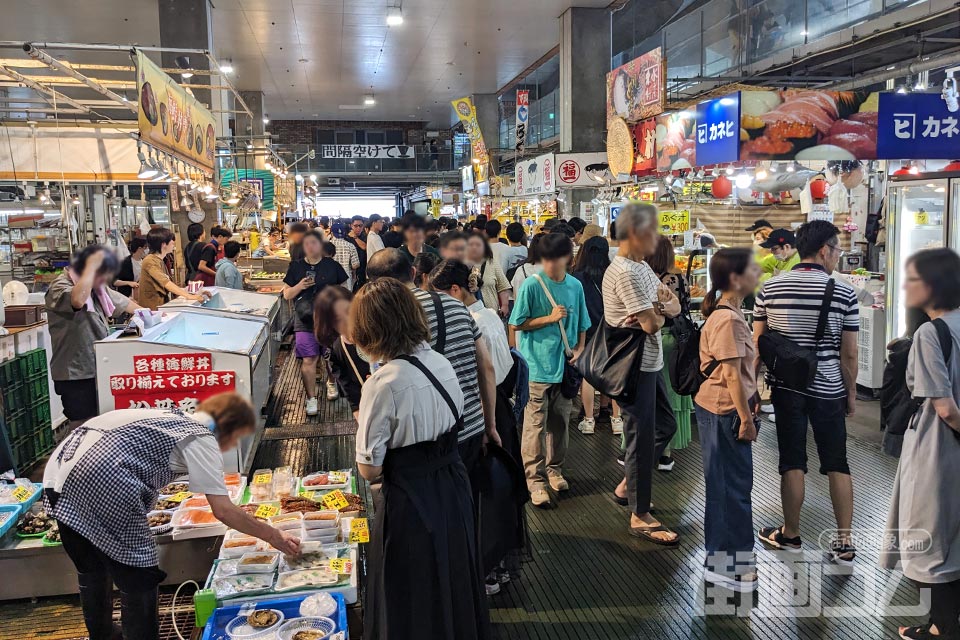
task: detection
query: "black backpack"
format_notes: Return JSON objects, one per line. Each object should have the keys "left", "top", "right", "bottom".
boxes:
{"left": 668, "top": 304, "right": 732, "bottom": 397}
{"left": 880, "top": 318, "right": 952, "bottom": 457}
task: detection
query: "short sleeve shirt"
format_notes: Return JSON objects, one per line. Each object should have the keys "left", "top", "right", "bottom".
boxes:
{"left": 602, "top": 256, "right": 663, "bottom": 371}
{"left": 45, "top": 273, "right": 131, "bottom": 380}
{"left": 696, "top": 306, "right": 757, "bottom": 415}
{"left": 169, "top": 434, "right": 228, "bottom": 495}
{"left": 283, "top": 258, "right": 348, "bottom": 332}
{"left": 478, "top": 258, "right": 511, "bottom": 312}
{"left": 509, "top": 273, "right": 591, "bottom": 383}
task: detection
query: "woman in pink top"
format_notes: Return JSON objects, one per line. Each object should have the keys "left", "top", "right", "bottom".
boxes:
{"left": 694, "top": 248, "right": 761, "bottom": 593}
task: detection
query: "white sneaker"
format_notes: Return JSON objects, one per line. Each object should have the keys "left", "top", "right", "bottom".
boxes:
{"left": 578, "top": 417, "right": 595, "bottom": 434}
{"left": 305, "top": 397, "right": 319, "bottom": 416}
{"left": 767, "top": 413, "right": 776, "bottom": 423}
{"left": 611, "top": 416, "right": 624, "bottom": 435}
{"left": 326, "top": 379, "right": 339, "bottom": 401}
{"left": 484, "top": 578, "right": 501, "bottom": 596}
{"left": 548, "top": 474, "right": 569, "bottom": 492}
{"left": 761, "top": 404, "right": 774, "bottom": 414}
{"left": 530, "top": 488, "right": 551, "bottom": 507}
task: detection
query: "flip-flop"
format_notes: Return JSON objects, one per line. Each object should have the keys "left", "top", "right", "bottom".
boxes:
{"left": 612, "top": 492, "right": 628, "bottom": 506}
{"left": 629, "top": 524, "right": 679, "bottom": 547}
{"left": 899, "top": 625, "right": 934, "bottom": 640}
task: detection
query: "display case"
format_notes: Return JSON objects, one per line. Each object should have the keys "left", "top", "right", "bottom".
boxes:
{"left": 94, "top": 313, "right": 270, "bottom": 473}
{"left": 159, "top": 288, "right": 284, "bottom": 373}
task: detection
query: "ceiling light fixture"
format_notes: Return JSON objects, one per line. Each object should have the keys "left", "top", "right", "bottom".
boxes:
{"left": 246, "top": 142, "right": 254, "bottom": 150}
{"left": 137, "top": 149, "right": 158, "bottom": 179}
{"left": 263, "top": 117, "right": 270, "bottom": 124}
{"left": 386, "top": 5, "right": 403, "bottom": 26}
{"left": 70, "top": 192, "right": 80, "bottom": 205}
{"left": 180, "top": 193, "right": 192, "bottom": 207}
{"left": 219, "top": 59, "right": 234, "bottom": 74}
{"left": 363, "top": 94, "right": 376, "bottom": 106}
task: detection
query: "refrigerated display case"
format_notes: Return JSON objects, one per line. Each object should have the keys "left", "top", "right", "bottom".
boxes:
{"left": 159, "top": 288, "right": 284, "bottom": 373}
{"left": 94, "top": 312, "right": 271, "bottom": 473}
{"left": 885, "top": 178, "right": 955, "bottom": 342}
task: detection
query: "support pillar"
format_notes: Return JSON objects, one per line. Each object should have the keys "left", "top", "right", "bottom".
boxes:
{"left": 472, "top": 93, "right": 501, "bottom": 168}
{"left": 559, "top": 7, "right": 610, "bottom": 153}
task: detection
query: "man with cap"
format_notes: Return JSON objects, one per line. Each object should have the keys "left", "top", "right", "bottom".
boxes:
{"left": 747, "top": 219, "right": 778, "bottom": 279}
{"left": 759, "top": 228, "right": 800, "bottom": 284}
{"left": 330, "top": 220, "right": 361, "bottom": 291}
{"left": 366, "top": 214, "right": 386, "bottom": 262}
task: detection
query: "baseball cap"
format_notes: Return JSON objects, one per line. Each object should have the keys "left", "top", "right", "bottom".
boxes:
{"left": 330, "top": 220, "right": 348, "bottom": 239}
{"left": 745, "top": 219, "right": 773, "bottom": 232}
{"left": 760, "top": 228, "right": 796, "bottom": 248}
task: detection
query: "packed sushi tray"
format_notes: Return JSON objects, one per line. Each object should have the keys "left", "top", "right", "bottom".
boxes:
{"left": 152, "top": 473, "right": 247, "bottom": 540}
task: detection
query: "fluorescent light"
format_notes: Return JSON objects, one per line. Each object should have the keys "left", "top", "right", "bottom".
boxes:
{"left": 386, "top": 6, "right": 403, "bottom": 25}
{"left": 363, "top": 94, "right": 376, "bottom": 106}
{"left": 219, "top": 60, "right": 234, "bottom": 74}
{"left": 263, "top": 117, "right": 270, "bottom": 124}
{"left": 295, "top": 174, "right": 303, "bottom": 182}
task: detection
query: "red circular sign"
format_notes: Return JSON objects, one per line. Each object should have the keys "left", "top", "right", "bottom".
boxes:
{"left": 559, "top": 159, "right": 581, "bottom": 184}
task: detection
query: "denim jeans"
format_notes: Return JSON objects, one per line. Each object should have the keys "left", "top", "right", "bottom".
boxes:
{"left": 695, "top": 404, "right": 755, "bottom": 571}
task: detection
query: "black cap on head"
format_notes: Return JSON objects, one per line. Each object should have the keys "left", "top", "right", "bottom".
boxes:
{"left": 745, "top": 219, "right": 773, "bottom": 232}
{"left": 759, "top": 228, "right": 796, "bottom": 248}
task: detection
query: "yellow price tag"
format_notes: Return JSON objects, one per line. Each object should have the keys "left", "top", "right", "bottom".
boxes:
{"left": 254, "top": 504, "right": 279, "bottom": 519}
{"left": 168, "top": 491, "right": 192, "bottom": 503}
{"left": 348, "top": 518, "right": 370, "bottom": 544}
{"left": 914, "top": 211, "right": 930, "bottom": 225}
{"left": 320, "top": 490, "right": 349, "bottom": 511}
{"left": 329, "top": 471, "right": 348, "bottom": 485}
{"left": 329, "top": 558, "right": 352, "bottom": 574}
{"left": 12, "top": 486, "right": 32, "bottom": 503}
{"left": 252, "top": 474, "right": 272, "bottom": 485}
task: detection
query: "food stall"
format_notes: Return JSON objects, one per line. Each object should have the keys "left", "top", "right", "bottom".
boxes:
{"left": 94, "top": 312, "right": 270, "bottom": 473}
{"left": 159, "top": 288, "right": 285, "bottom": 374}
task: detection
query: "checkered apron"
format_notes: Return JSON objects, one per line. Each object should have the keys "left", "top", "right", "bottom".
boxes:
{"left": 49, "top": 412, "right": 212, "bottom": 567}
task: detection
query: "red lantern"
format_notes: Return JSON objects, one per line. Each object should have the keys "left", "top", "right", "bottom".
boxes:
{"left": 809, "top": 179, "right": 828, "bottom": 200}
{"left": 711, "top": 175, "right": 732, "bottom": 199}
{"left": 892, "top": 167, "right": 913, "bottom": 176}
{"left": 944, "top": 160, "right": 960, "bottom": 172}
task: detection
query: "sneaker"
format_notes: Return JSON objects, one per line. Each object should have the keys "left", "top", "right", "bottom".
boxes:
{"left": 767, "top": 413, "right": 776, "bottom": 423}
{"left": 616, "top": 451, "right": 625, "bottom": 466}
{"left": 760, "top": 403, "right": 774, "bottom": 413}
{"left": 484, "top": 576, "right": 501, "bottom": 596}
{"left": 611, "top": 416, "right": 624, "bottom": 435}
{"left": 578, "top": 417, "right": 595, "bottom": 434}
{"left": 305, "top": 397, "right": 319, "bottom": 416}
{"left": 530, "top": 488, "right": 551, "bottom": 507}
{"left": 326, "top": 380, "right": 339, "bottom": 401}
{"left": 497, "top": 569, "right": 512, "bottom": 585}
{"left": 828, "top": 541, "right": 857, "bottom": 566}
{"left": 657, "top": 456, "right": 675, "bottom": 472}
{"left": 548, "top": 474, "right": 569, "bottom": 492}
{"left": 703, "top": 569, "right": 758, "bottom": 593}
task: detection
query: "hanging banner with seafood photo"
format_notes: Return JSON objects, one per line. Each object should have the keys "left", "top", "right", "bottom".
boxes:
{"left": 738, "top": 89, "right": 877, "bottom": 162}
{"left": 655, "top": 111, "right": 696, "bottom": 171}
{"left": 606, "top": 47, "right": 665, "bottom": 124}
{"left": 135, "top": 49, "right": 216, "bottom": 173}
{"left": 632, "top": 118, "right": 657, "bottom": 174}
{"left": 451, "top": 96, "right": 489, "bottom": 165}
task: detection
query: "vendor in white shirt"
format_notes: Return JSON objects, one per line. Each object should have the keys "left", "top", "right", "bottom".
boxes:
{"left": 43, "top": 393, "right": 299, "bottom": 640}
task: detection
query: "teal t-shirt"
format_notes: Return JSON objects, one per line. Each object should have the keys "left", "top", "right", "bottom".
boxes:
{"left": 509, "top": 273, "right": 591, "bottom": 383}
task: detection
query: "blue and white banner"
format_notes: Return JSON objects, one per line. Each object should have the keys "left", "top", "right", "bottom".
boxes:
{"left": 877, "top": 92, "right": 960, "bottom": 159}
{"left": 695, "top": 92, "right": 740, "bottom": 166}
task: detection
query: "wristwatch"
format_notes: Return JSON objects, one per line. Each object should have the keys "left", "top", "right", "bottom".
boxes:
{"left": 653, "top": 301, "right": 666, "bottom": 315}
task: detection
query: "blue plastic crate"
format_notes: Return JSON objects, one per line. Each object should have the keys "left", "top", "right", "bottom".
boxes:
{"left": 3, "top": 483, "right": 43, "bottom": 511}
{"left": 0, "top": 504, "right": 23, "bottom": 538}
{"left": 201, "top": 593, "right": 349, "bottom": 640}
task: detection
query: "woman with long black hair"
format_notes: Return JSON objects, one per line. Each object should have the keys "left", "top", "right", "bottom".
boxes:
{"left": 314, "top": 286, "right": 371, "bottom": 421}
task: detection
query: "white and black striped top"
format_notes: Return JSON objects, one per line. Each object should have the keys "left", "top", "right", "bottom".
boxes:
{"left": 413, "top": 288, "right": 485, "bottom": 442}
{"left": 602, "top": 256, "right": 663, "bottom": 372}
{"left": 754, "top": 264, "right": 859, "bottom": 400}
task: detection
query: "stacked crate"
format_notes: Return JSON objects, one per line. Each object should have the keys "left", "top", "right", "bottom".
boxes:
{"left": 0, "top": 349, "right": 54, "bottom": 472}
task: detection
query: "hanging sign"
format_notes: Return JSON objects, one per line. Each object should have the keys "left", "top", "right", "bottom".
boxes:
{"left": 877, "top": 92, "right": 960, "bottom": 159}
{"left": 658, "top": 209, "right": 691, "bottom": 234}
{"left": 632, "top": 119, "right": 657, "bottom": 173}
{"left": 320, "top": 145, "right": 415, "bottom": 159}
{"left": 555, "top": 153, "right": 608, "bottom": 188}
{"left": 451, "top": 97, "right": 489, "bottom": 165}
{"left": 515, "top": 153, "right": 555, "bottom": 196}
{"left": 515, "top": 90, "right": 529, "bottom": 153}
{"left": 606, "top": 47, "right": 665, "bottom": 123}
{"left": 655, "top": 112, "right": 696, "bottom": 171}
{"left": 695, "top": 93, "right": 741, "bottom": 166}
{"left": 135, "top": 49, "right": 216, "bottom": 173}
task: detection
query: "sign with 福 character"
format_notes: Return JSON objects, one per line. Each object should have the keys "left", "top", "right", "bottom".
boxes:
{"left": 877, "top": 92, "right": 960, "bottom": 159}
{"left": 320, "top": 144, "right": 415, "bottom": 159}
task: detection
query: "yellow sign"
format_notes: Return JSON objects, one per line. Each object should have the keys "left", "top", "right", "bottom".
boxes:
{"left": 914, "top": 211, "right": 930, "bottom": 225}
{"left": 349, "top": 518, "right": 370, "bottom": 544}
{"left": 168, "top": 491, "right": 192, "bottom": 503}
{"left": 451, "top": 97, "right": 489, "bottom": 165}
{"left": 329, "top": 558, "right": 352, "bottom": 574}
{"left": 12, "top": 486, "right": 32, "bottom": 503}
{"left": 320, "top": 489, "right": 349, "bottom": 511}
{"left": 328, "top": 471, "right": 348, "bottom": 485}
{"left": 658, "top": 209, "right": 690, "bottom": 234}
{"left": 254, "top": 504, "right": 279, "bottom": 519}
{"left": 252, "top": 473, "right": 272, "bottom": 485}
{"left": 136, "top": 49, "right": 216, "bottom": 172}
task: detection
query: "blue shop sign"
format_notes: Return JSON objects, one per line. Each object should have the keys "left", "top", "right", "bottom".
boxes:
{"left": 610, "top": 204, "right": 622, "bottom": 221}
{"left": 695, "top": 92, "right": 740, "bottom": 166}
{"left": 878, "top": 92, "right": 960, "bottom": 159}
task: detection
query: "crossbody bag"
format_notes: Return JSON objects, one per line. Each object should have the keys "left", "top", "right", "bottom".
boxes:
{"left": 532, "top": 274, "right": 582, "bottom": 399}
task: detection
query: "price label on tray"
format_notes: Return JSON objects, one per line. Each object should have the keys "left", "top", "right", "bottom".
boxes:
{"left": 320, "top": 490, "right": 349, "bottom": 511}
{"left": 254, "top": 504, "right": 279, "bottom": 519}
{"left": 252, "top": 474, "right": 272, "bottom": 485}
{"left": 12, "top": 486, "right": 32, "bottom": 503}
{"left": 328, "top": 471, "right": 348, "bottom": 485}
{"left": 348, "top": 518, "right": 369, "bottom": 544}
{"left": 329, "top": 558, "right": 352, "bottom": 574}
{"left": 168, "top": 491, "right": 192, "bottom": 503}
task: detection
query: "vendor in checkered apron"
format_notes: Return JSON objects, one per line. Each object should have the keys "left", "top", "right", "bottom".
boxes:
{"left": 42, "top": 393, "right": 300, "bottom": 640}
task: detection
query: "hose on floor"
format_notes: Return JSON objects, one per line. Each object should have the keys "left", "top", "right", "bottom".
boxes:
{"left": 172, "top": 580, "right": 200, "bottom": 640}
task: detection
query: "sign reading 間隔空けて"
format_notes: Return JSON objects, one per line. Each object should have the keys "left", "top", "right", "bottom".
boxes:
{"left": 877, "top": 92, "right": 960, "bottom": 159}
{"left": 695, "top": 93, "right": 741, "bottom": 167}
{"left": 320, "top": 145, "right": 415, "bottom": 159}
{"left": 135, "top": 49, "right": 216, "bottom": 173}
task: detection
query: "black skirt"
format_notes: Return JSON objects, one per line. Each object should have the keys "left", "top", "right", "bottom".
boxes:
{"left": 365, "top": 430, "right": 489, "bottom": 640}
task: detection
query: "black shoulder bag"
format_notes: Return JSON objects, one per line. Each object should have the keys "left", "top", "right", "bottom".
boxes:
{"left": 757, "top": 279, "right": 836, "bottom": 392}
{"left": 428, "top": 291, "right": 447, "bottom": 354}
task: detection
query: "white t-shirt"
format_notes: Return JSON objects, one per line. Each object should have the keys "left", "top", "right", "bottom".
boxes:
{"left": 366, "top": 232, "right": 385, "bottom": 262}
{"left": 510, "top": 262, "right": 542, "bottom": 296}
{"left": 468, "top": 299, "right": 513, "bottom": 385}
{"left": 602, "top": 256, "right": 663, "bottom": 372}
{"left": 355, "top": 343, "right": 464, "bottom": 467}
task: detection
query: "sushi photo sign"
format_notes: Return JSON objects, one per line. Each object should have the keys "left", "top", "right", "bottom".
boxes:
{"left": 135, "top": 49, "right": 216, "bottom": 173}
{"left": 607, "top": 47, "right": 665, "bottom": 124}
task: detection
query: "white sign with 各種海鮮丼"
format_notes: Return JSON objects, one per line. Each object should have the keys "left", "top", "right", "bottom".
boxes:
{"left": 515, "top": 152, "right": 555, "bottom": 196}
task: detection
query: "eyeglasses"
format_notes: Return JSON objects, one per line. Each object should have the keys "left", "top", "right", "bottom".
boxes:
{"left": 826, "top": 243, "right": 841, "bottom": 252}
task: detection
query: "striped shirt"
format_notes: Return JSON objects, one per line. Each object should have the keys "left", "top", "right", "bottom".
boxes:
{"left": 331, "top": 237, "right": 360, "bottom": 290}
{"left": 413, "top": 288, "right": 485, "bottom": 442}
{"left": 602, "top": 256, "right": 663, "bottom": 372}
{"left": 754, "top": 264, "right": 859, "bottom": 400}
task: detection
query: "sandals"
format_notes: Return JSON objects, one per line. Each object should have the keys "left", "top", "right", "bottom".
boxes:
{"left": 758, "top": 525, "right": 802, "bottom": 551}
{"left": 829, "top": 541, "right": 857, "bottom": 566}
{"left": 899, "top": 624, "right": 935, "bottom": 640}
{"left": 612, "top": 492, "right": 628, "bottom": 506}
{"left": 629, "top": 523, "right": 679, "bottom": 547}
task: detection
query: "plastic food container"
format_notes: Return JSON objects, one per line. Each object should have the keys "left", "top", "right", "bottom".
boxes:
{"left": 211, "top": 573, "right": 274, "bottom": 599}
{"left": 225, "top": 608, "right": 285, "bottom": 639}
{"left": 213, "top": 558, "right": 243, "bottom": 579}
{"left": 220, "top": 537, "right": 259, "bottom": 558}
{"left": 249, "top": 469, "right": 273, "bottom": 502}
{"left": 180, "top": 495, "right": 209, "bottom": 510}
{"left": 147, "top": 510, "right": 174, "bottom": 535}
{"left": 281, "top": 550, "right": 336, "bottom": 572}
{"left": 299, "top": 593, "right": 338, "bottom": 618}
{"left": 268, "top": 512, "right": 302, "bottom": 531}
{"left": 171, "top": 508, "right": 219, "bottom": 528}
{"left": 302, "top": 511, "right": 340, "bottom": 530}
{"left": 301, "top": 525, "right": 339, "bottom": 543}
{"left": 276, "top": 617, "right": 337, "bottom": 640}
{"left": 275, "top": 569, "right": 339, "bottom": 592}
{"left": 223, "top": 472, "right": 242, "bottom": 487}
{"left": 238, "top": 551, "right": 280, "bottom": 574}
